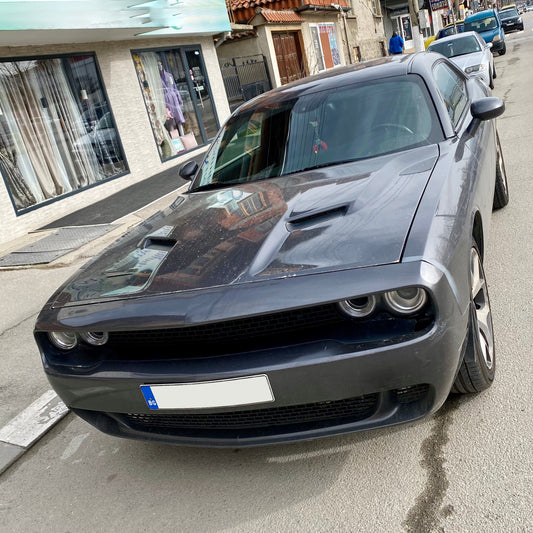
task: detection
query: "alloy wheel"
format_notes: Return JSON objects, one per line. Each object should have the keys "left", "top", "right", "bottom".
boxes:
{"left": 470, "top": 247, "right": 494, "bottom": 370}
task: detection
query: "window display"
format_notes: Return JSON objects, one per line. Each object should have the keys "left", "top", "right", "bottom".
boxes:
{"left": 132, "top": 47, "right": 218, "bottom": 161}
{"left": 0, "top": 54, "right": 127, "bottom": 213}
{"left": 309, "top": 23, "right": 341, "bottom": 72}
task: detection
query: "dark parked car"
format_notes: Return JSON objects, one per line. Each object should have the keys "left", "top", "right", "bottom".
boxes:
{"left": 499, "top": 6, "right": 524, "bottom": 32}
{"left": 35, "top": 53, "right": 509, "bottom": 447}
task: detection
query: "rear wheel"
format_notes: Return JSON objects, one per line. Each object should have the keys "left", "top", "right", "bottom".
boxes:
{"left": 452, "top": 245, "right": 495, "bottom": 394}
{"left": 493, "top": 132, "right": 509, "bottom": 210}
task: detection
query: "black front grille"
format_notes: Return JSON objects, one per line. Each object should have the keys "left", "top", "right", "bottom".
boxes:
{"left": 121, "top": 394, "right": 379, "bottom": 433}
{"left": 110, "top": 304, "right": 340, "bottom": 346}
{"left": 105, "top": 303, "right": 433, "bottom": 361}
{"left": 394, "top": 384, "right": 430, "bottom": 404}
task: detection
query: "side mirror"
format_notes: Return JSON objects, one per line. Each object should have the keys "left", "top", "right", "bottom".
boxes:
{"left": 179, "top": 160, "right": 199, "bottom": 181}
{"left": 487, "top": 42, "right": 493, "bottom": 49}
{"left": 470, "top": 97, "right": 505, "bottom": 121}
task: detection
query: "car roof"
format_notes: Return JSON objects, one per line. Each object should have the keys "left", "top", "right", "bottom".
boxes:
{"left": 465, "top": 8, "right": 498, "bottom": 20}
{"left": 429, "top": 30, "right": 482, "bottom": 45}
{"left": 234, "top": 52, "right": 456, "bottom": 139}
{"left": 500, "top": 3, "right": 516, "bottom": 9}
{"left": 444, "top": 19, "right": 464, "bottom": 27}
{"left": 237, "top": 55, "right": 416, "bottom": 111}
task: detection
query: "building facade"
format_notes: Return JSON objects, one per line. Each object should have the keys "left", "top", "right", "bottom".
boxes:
{"left": 216, "top": 0, "right": 387, "bottom": 96}
{"left": 0, "top": 0, "right": 232, "bottom": 246}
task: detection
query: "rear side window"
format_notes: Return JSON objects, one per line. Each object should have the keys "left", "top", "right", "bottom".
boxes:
{"left": 433, "top": 62, "right": 469, "bottom": 128}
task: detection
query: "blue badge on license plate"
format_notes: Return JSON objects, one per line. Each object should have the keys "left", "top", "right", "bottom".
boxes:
{"left": 140, "top": 386, "right": 159, "bottom": 410}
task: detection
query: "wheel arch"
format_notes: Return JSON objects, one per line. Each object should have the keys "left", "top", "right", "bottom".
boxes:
{"left": 472, "top": 210, "right": 484, "bottom": 260}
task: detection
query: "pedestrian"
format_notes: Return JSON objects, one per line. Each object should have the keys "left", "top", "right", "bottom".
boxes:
{"left": 389, "top": 31, "right": 404, "bottom": 55}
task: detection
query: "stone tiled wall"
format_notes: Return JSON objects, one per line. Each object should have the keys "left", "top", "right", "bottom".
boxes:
{"left": 0, "top": 36, "right": 230, "bottom": 247}
{"left": 346, "top": 0, "right": 388, "bottom": 61}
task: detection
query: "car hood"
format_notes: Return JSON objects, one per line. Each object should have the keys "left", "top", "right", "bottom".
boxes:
{"left": 450, "top": 52, "right": 487, "bottom": 70}
{"left": 51, "top": 145, "right": 439, "bottom": 307}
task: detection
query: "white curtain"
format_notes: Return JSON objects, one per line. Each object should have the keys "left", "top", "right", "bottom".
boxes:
{"left": 0, "top": 57, "right": 119, "bottom": 210}
{"left": 139, "top": 52, "right": 176, "bottom": 157}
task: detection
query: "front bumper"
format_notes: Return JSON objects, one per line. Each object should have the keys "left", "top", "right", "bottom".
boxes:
{"left": 491, "top": 39, "right": 505, "bottom": 52}
{"left": 502, "top": 21, "right": 523, "bottom": 32}
{"left": 39, "top": 261, "right": 469, "bottom": 447}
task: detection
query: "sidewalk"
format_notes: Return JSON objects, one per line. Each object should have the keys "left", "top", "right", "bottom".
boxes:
{"left": 0, "top": 150, "right": 204, "bottom": 474}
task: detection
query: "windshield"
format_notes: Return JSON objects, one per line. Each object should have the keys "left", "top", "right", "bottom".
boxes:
{"left": 465, "top": 16, "right": 499, "bottom": 32}
{"left": 192, "top": 76, "right": 443, "bottom": 191}
{"left": 429, "top": 35, "right": 481, "bottom": 57}
{"left": 499, "top": 8, "right": 519, "bottom": 18}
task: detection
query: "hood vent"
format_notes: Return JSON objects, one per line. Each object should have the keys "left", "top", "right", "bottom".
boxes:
{"left": 140, "top": 236, "right": 177, "bottom": 251}
{"left": 286, "top": 205, "right": 349, "bottom": 231}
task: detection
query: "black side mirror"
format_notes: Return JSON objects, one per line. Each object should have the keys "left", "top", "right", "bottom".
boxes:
{"left": 179, "top": 161, "right": 199, "bottom": 181}
{"left": 471, "top": 97, "right": 505, "bottom": 121}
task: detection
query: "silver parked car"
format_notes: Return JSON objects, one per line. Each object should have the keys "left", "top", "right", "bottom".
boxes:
{"left": 428, "top": 31, "right": 496, "bottom": 89}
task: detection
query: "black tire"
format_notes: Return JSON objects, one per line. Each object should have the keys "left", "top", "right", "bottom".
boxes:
{"left": 493, "top": 132, "right": 509, "bottom": 210}
{"left": 489, "top": 70, "right": 494, "bottom": 90}
{"left": 498, "top": 43, "right": 506, "bottom": 56}
{"left": 452, "top": 244, "right": 495, "bottom": 394}
{"left": 493, "top": 64, "right": 497, "bottom": 79}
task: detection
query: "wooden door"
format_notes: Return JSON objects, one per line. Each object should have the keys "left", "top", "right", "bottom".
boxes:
{"left": 272, "top": 31, "right": 306, "bottom": 85}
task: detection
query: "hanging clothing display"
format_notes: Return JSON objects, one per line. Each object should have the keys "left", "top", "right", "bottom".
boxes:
{"left": 160, "top": 68, "right": 185, "bottom": 125}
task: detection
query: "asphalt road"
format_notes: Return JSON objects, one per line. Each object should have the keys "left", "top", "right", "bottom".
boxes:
{"left": 1, "top": 19, "right": 532, "bottom": 533}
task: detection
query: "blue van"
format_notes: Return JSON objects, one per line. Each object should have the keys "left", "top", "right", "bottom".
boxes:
{"left": 464, "top": 9, "right": 506, "bottom": 55}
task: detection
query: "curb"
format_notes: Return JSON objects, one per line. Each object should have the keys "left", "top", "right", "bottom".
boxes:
{"left": 0, "top": 390, "right": 69, "bottom": 475}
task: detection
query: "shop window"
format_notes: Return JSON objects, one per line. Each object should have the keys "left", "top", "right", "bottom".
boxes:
{"left": 0, "top": 54, "right": 127, "bottom": 213}
{"left": 132, "top": 47, "right": 218, "bottom": 161}
{"left": 309, "top": 23, "right": 341, "bottom": 72}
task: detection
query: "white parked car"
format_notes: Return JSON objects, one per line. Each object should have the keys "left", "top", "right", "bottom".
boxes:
{"left": 428, "top": 31, "right": 496, "bottom": 89}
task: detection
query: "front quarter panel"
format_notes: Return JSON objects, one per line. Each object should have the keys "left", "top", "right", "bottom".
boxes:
{"left": 403, "top": 70, "right": 497, "bottom": 313}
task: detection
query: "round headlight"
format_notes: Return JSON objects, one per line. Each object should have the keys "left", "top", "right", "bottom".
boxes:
{"left": 383, "top": 288, "right": 428, "bottom": 315}
{"left": 48, "top": 331, "right": 78, "bottom": 350}
{"left": 338, "top": 295, "right": 377, "bottom": 318}
{"left": 79, "top": 331, "right": 109, "bottom": 346}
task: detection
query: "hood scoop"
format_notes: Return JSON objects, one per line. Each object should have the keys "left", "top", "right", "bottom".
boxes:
{"left": 286, "top": 204, "right": 349, "bottom": 230}
{"left": 140, "top": 235, "right": 177, "bottom": 251}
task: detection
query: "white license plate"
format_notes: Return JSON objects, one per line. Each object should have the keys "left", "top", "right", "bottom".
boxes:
{"left": 140, "top": 375, "right": 274, "bottom": 410}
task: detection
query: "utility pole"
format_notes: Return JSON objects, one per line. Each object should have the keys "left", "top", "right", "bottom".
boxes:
{"left": 408, "top": 0, "right": 425, "bottom": 51}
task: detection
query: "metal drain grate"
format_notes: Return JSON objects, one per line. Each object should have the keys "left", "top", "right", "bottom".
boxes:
{"left": 0, "top": 225, "right": 117, "bottom": 267}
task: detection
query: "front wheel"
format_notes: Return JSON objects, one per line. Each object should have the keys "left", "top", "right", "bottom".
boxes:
{"left": 452, "top": 245, "right": 495, "bottom": 394}
{"left": 498, "top": 43, "right": 506, "bottom": 56}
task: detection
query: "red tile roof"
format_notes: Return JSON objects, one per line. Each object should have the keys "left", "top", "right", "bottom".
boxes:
{"left": 230, "top": 0, "right": 349, "bottom": 10}
{"left": 258, "top": 9, "right": 305, "bottom": 22}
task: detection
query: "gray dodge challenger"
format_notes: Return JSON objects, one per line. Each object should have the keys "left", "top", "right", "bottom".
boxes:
{"left": 35, "top": 52, "right": 509, "bottom": 446}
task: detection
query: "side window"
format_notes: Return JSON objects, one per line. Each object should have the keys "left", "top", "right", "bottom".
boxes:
{"left": 433, "top": 62, "right": 469, "bottom": 128}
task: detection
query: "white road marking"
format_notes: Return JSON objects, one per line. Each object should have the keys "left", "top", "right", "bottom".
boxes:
{"left": 0, "top": 390, "right": 69, "bottom": 449}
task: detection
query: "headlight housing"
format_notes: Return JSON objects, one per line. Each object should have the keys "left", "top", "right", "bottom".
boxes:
{"left": 48, "top": 331, "right": 78, "bottom": 350}
{"left": 337, "top": 287, "right": 429, "bottom": 318}
{"left": 383, "top": 288, "right": 428, "bottom": 315}
{"left": 465, "top": 64, "right": 485, "bottom": 74}
{"left": 338, "top": 295, "right": 377, "bottom": 318}
{"left": 47, "top": 330, "right": 109, "bottom": 350}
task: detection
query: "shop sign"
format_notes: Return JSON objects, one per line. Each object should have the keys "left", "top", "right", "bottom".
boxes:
{"left": 430, "top": 0, "right": 449, "bottom": 10}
